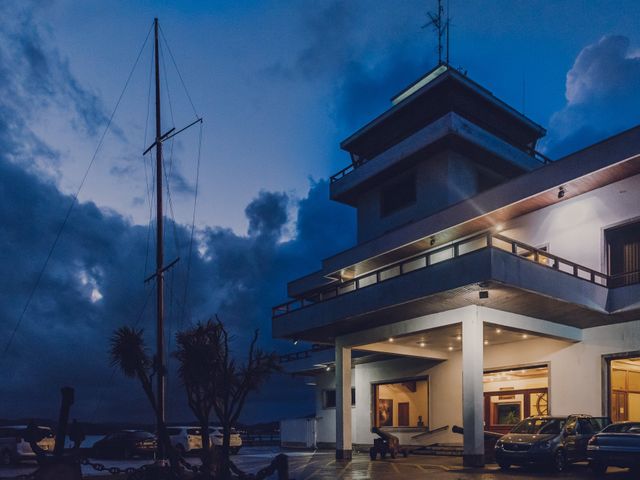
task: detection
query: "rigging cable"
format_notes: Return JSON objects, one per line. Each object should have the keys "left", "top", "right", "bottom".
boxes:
{"left": 1, "top": 21, "right": 155, "bottom": 360}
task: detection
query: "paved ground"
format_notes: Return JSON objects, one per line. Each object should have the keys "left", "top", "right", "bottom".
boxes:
{"left": 0, "top": 447, "right": 636, "bottom": 479}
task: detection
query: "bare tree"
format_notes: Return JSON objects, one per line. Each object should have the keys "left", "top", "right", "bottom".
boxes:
{"left": 174, "top": 320, "right": 223, "bottom": 476}
{"left": 211, "top": 318, "right": 280, "bottom": 480}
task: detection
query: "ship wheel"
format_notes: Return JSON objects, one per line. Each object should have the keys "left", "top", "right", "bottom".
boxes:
{"left": 535, "top": 392, "right": 549, "bottom": 415}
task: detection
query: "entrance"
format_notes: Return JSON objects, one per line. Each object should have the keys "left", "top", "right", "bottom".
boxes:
{"left": 483, "top": 365, "right": 549, "bottom": 434}
{"left": 610, "top": 358, "right": 640, "bottom": 422}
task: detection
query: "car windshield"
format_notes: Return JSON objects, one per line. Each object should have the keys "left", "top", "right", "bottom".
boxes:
{"left": 511, "top": 418, "right": 565, "bottom": 434}
{"left": 603, "top": 422, "right": 640, "bottom": 433}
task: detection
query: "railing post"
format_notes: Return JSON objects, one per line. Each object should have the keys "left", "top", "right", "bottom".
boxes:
{"left": 453, "top": 243, "right": 459, "bottom": 257}
{"left": 487, "top": 232, "right": 493, "bottom": 247}
{"left": 511, "top": 242, "right": 517, "bottom": 254}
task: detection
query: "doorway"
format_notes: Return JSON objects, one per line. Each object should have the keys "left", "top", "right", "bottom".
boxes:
{"left": 605, "top": 220, "right": 640, "bottom": 287}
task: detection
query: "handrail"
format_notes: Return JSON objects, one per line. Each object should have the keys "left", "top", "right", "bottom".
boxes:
{"left": 272, "top": 231, "right": 632, "bottom": 318}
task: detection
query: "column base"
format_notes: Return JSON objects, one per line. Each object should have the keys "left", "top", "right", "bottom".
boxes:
{"left": 462, "top": 454, "right": 485, "bottom": 467}
{"left": 335, "top": 449, "right": 352, "bottom": 460}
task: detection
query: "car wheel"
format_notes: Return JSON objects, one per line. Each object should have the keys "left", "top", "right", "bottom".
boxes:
{"left": 589, "top": 460, "right": 607, "bottom": 475}
{"left": 0, "top": 449, "right": 12, "bottom": 466}
{"left": 552, "top": 450, "right": 567, "bottom": 472}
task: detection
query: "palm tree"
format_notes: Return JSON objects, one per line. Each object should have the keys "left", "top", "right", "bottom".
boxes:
{"left": 109, "top": 326, "right": 177, "bottom": 474}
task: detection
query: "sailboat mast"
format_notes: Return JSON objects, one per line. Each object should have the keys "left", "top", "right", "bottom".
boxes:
{"left": 153, "top": 17, "right": 166, "bottom": 461}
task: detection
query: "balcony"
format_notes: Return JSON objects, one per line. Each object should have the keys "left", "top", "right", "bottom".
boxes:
{"left": 272, "top": 232, "right": 640, "bottom": 342}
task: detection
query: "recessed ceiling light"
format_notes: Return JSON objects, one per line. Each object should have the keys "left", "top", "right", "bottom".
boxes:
{"left": 495, "top": 224, "right": 504, "bottom": 232}
{"left": 496, "top": 328, "right": 502, "bottom": 334}
{"left": 522, "top": 334, "right": 528, "bottom": 339}
{"left": 419, "top": 342, "right": 426, "bottom": 347}
{"left": 388, "top": 337, "right": 394, "bottom": 343}
{"left": 484, "top": 340, "right": 489, "bottom": 345}
{"left": 448, "top": 346, "right": 453, "bottom": 351}
{"left": 456, "top": 335, "right": 461, "bottom": 341}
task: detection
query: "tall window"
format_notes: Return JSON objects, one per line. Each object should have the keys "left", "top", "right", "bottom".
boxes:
{"left": 322, "top": 388, "right": 355, "bottom": 409}
{"left": 380, "top": 175, "right": 416, "bottom": 217}
{"left": 606, "top": 220, "right": 640, "bottom": 287}
{"left": 372, "top": 378, "right": 428, "bottom": 428}
{"left": 610, "top": 358, "right": 640, "bottom": 422}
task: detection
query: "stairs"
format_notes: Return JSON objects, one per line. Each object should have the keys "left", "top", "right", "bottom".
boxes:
{"left": 411, "top": 443, "right": 463, "bottom": 456}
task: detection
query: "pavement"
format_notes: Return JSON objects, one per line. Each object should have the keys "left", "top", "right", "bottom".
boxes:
{"left": 0, "top": 447, "right": 637, "bottom": 479}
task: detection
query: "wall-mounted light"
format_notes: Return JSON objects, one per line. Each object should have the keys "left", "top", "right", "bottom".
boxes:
{"left": 325, "top": 366, "right": 331, "bottom": 372}
{"left": 430, "top": 236, "right": 436, "bottom": 246}
{"left": 558, "top": 186, "right": 565, "bottom": 199}
{"left": 293, "top": 339, "right": 299, "bottom": 345}
{"left": 479, "top": 290, "right": 489, "bottom": 299}
{"left": 495, "top": 224, "right": 504, "bottom": 232}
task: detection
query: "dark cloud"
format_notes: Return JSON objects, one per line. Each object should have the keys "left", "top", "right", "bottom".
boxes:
{"left": 544, "top": 35, "right": 640, "bottom": 157}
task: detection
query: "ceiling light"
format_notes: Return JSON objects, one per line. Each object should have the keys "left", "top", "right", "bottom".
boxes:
{"left": 456, "top": 335, "right": 461, "bottom": 341}
{"left": 496, "top": 328, "right": 502, "bottom": 334}
{"left": 293, "top": 339, "right": 299, "bottom": 345}
{"left": 325, "top": 366, "right": 331, "bottom": 372}
{"left": 430, "top": 236, "right": 436, "bottom": 246}
{"left": 419, "top": 342, "right": 426, "bottom": 347}
{"left": 388, "top": 337, "right": 394, "bottom": 343}
{"left": 448, "top": 346, "right": 453, "bottom": 351}
{"left": 484, "top": 340, "right": 489, "bottom": 346}
{"left": 495, "top": 224, "right": 504, "bottom": 232}
{"left": 522, "top": 334, "right": 528, "bottom": 339}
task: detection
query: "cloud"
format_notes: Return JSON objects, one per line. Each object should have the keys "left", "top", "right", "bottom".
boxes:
{"left": 544, "top": 35, "right": 640, "bottom": 157}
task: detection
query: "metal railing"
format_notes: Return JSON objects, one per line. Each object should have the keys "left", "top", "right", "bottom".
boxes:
{"left": 272, "top": 231, "right": 628, "bottom": 319}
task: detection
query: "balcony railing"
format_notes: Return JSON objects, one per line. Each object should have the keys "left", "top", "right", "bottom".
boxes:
{"left": 272, "top": 231, "right": 622, "bottom": 318}
{"left": 329, "top": 148, "right": 552, "bottom": 184}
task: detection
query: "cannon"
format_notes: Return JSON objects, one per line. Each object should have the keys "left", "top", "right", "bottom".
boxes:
{"left": 369, "top": 427, "right": 408, "bottom": 460}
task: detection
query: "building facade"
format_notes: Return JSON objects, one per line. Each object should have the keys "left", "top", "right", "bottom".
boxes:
{"left": 272, "top": 64, "right": 640, "bottom": 467}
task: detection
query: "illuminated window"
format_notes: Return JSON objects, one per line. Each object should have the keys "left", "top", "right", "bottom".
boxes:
{"left": 373, "top": 379, "right": 428, "bottom": 428}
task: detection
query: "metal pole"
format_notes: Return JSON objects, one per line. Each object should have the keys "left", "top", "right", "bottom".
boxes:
{"left": 154, "top": 17, "right": 166, "bottom": 463}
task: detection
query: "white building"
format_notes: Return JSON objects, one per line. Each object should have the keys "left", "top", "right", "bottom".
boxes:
{"left": 272, "top": 64, "right": 640, "bottom": 467}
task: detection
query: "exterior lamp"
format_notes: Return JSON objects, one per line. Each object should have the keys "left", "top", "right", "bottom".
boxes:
{"left": 558, "top": 186, "right": 565, "bottom": 199}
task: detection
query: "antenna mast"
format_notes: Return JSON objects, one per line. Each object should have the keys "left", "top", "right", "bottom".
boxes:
{"left": 423, "top": 0, "right": 450, "bottom": 65}
{"left": 153, "top": 17, "right": 167, "bottom": 464}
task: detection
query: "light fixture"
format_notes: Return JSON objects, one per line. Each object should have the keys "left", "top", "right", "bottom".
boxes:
{"left": 448, "top": 346, "right": 453, "bottom": 351}
{"left": 419, "top": 341, "right": 426, "bottom": 347}
{"left": 430, "top": 236, "right": 436, "bottom": 246}
{"left": 325, "top": 366, "right": 331, "bottom": 372}
{"left": 522, "top": 334, "right": 528, "bottom": 339}
{"left": 484, "top": 340, "right": 489, "bottom": 346}
{"left": 388, "top": 337, "right": 394, "bottom": 343}
{"left": 558, "top": 186, "right": 565, "bottom": 199}
{"left": 495, "top": 224, "right": 504, "bottom": 232}
{"left": 293, "top": 339, "right": 299, "bottom": 345}
{"left": 456, "top": 335, "right": 461, "bottom": 341}
{"left": 496, "top": 328, "right": 502, "bottom": 334}
{"left": 479, "top": 290, "right": 489, "bottom": 299}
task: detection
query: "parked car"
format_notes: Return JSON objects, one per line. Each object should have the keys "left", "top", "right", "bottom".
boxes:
{"left": 588, "top": 421, "right": 640, "bottom": 474}
{"left": 210, "top": 426, "right": 242, "bottom": 454}
{"left": 91, "top": 430, "right": 156, "bottom": 459}
{"left": 0, "top": 425, "right": 55, "bottom": 465}
{"left": 167, "top": 426, "right": 203, "bottom": 455}
{"left": 494, "top": 415, "right": 608, "bottom": 472}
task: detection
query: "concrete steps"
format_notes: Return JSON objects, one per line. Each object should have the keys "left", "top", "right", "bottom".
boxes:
{"left": 411, "top": 443, "right": 463, "bottom": 456}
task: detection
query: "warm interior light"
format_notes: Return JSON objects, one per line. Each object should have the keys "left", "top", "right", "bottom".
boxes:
{"left": 325, "top": 366, "right": 331, "bottom": 371}
{"left": 448, "top": 346, "right": 453, "bottom": 351}
{"left": 419, "top": 341, "right": 426, "bottom": 347}
{"left": 388, "top": 337, "right": 394, "bottom": 343}
{"left": 522, "top": 334, "right": 528, "bottom": 339}
{"left": 495, "top": 224, "right": 504, "bottom": 232}
{"left": 484, "top": 340, "right": 489, "bottom": 345}
{"left": 496, "top": 328, "right": 502, "bottom": 334}
{"left": 456, "top": 335, "right": 461, "bottom": 341}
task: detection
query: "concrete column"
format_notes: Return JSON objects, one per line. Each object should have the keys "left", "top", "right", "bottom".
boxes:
{"left": 335, "top": 343, "right": 352, "bottom": 460}
{"left": 462, "top": 309, "right": 485, "bottom": 467}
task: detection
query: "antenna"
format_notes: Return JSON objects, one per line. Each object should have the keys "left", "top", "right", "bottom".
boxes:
{"left": 423, "top": 0, "right": 450, "bottom": 65}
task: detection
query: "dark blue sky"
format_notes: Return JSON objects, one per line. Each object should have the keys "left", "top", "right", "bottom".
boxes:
{"left": 1, "top": 0, "right": 639, "bottom": 424}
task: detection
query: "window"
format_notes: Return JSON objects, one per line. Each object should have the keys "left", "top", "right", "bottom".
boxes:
{"left": 323, "top": 388, "right": 355, "bottom": 409}
{"left": 372, "top": 379, "right": 428, "bottom": 428}
{"left": 606, "top": 220, "right": 640, "bottom": 287}
{"left": 610, "top": 358, "right": 640, "bottom": 422}
{"left": 380, "top": 175, "right": 416, "bottom": 217}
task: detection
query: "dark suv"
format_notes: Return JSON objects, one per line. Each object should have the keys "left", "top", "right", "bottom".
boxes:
{"left": 494, "top": 415, "right": 609, "bottom": 472}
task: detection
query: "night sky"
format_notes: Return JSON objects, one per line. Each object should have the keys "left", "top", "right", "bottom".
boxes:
{"left": 1, "top": 0, "right": 640, "bottom": 425}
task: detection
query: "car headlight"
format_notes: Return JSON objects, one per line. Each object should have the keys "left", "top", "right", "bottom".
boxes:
{"left": 495, "top": 440, "right": 504, "bottom": 448}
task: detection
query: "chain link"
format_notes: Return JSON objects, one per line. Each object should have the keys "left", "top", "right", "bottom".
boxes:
{"left": 80, "top": 457, "right": 154, "bottom": 477}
